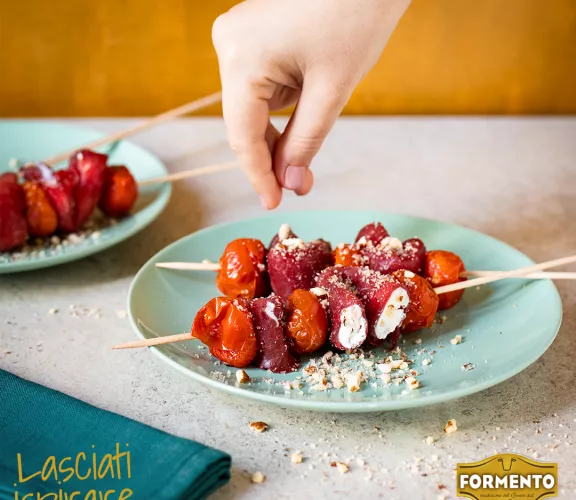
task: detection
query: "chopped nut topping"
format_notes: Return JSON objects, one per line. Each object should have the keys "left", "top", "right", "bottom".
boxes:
{"left": 310, "top": 287, "right": 328, "bottom": 297}
{"left": 278, "top": 223, "right": 291, "bottom": 241}
{"left": 405, "top": 376, "right": 420, "bottom": 390}
{"left": 250, "top": 421, "right": 269, "bottom": 433}
{"left": 425, "top": 436, "right": 435, "bottom": 445}
{"left": 236, "top": 369, "right": 251, "bottom": 384}
{"left": 376, "top": 363, "right": 392, "bottom": 374}
{"left": 462, "top": 363, "right": 474, "bottom": 371}
{"left": 444, "top": 419, "right": 458, "bottom": 434}
{"left": 450, "top": 335, "right": 463, "bottom": 345}
{"left": 251, "top": 471, "right": 266, "bottom": 483}
{"left": 422, "top": 359, "right": 431, "bottom": 366}
{"left": 331, "top": 376, "right": 344, "bottom": 389}
{"left": 414, "top": 338, "right": 422, "bottom": 345}
{"left": 48, "top": 308, "right": 58, "bottom": 315}
{"left": 346, "top": 371, "right": 363, "bottom": 392}
{"left": 331, "top": 461, "right": 350, "bottom": 473}
{"left": 291, "top": 451, "right": 304, "bottom": 464}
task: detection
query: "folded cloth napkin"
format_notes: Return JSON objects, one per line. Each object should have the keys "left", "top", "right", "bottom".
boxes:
{"left": 0, "top": 370, "right": 231, "bottom": 500}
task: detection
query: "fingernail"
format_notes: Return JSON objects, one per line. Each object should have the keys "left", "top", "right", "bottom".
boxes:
{"left": 284, "top": 165, "right": 306, "bottom": 191}
{"left": 259, "top": 195, "right": 269, "bottom": 210}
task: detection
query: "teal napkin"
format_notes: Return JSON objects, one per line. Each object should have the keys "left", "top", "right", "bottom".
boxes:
{"left": 0, "top": 370, "right": 231, "bottom": 500}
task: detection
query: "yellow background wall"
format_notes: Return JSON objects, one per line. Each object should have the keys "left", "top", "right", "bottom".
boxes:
{"left": 1, "top": 0, "right": 575, "bottom": 116}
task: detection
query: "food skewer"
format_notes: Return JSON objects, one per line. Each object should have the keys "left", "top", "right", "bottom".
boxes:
{"left": 156, "top": 261, "right": 576, "bottom": 281}
{"left": 112, "top": 252, "right": 576, "bottom": 350}
{"left": 41, "top": 92, "right": 222, "bottom": 166}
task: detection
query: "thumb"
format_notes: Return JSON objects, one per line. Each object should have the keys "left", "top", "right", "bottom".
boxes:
{"left": 274, "top": 77, "right": 350, "bottom": 195}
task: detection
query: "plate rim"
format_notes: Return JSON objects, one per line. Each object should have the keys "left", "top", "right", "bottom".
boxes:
{"left": 0, "top": 120, "right": 172, "bottom": 273}
{"left": 127, "top": 209, "right": 563, "bottom": 412}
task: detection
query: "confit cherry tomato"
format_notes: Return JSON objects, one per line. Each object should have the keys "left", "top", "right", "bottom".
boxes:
{"left": 392, "top": 270, "right": 439, "bottom": 333}
{"left": 191, "top": 296, "right": 257, "bottom": 367}
{"left": 424, "top": 250, "right": 466, "bottom": 310}
{"left": 333, "top": 243, "right": 363, "bottom": 266}
{"left": 285, "top": 289, "right": 329, "bottom": 354}
{"left": 98, "top": 165, "right": 138, "bottom": 218}
{"left": 21, "top": 181, "right": 58, "bottom": 237}
{"left": 216, "top": 238, "right": 269, "bottom": 299}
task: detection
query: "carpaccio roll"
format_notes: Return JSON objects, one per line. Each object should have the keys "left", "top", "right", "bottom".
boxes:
{"left": 392, "top": 269, "right": 439, "bottom": 333}
{"left": 331, "top": 266, "right": 410, "bottom": 347}
{"left": 267, "top": 224, "right": 333, "bottom": 301}
{"left": 191, "top": 296, "right": 257, "bottom": 368}
{"left": 316, "top": 268, "right": 368, "bottom": 350}
{"left": 249, "top": 294, "right": 299, "bottom": 373}
{"left": 362, "top": 236, "right": 426, "bottom": 276}
{"left": 355, "top": 222, "right": 389, "bottom": 245}
{"left": 0, "top": 173, "right": 27, "bottom": 252}
{"left": 216, "top": 238, "right": 269, "bottom": 299}
{"left": 69, "top": 150, "right": 108, "bottom": 228}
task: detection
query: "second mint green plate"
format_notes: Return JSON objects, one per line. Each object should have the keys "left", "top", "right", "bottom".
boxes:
{"left": 0, "top": 121, "right": 171, "bottom": 273}
{"left": 128, "top": 211, "right": 562, "bottom": 412}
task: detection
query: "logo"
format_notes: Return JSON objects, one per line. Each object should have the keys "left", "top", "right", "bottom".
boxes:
{"left": 457, "top": 453, "right": 558, "bottom": 499}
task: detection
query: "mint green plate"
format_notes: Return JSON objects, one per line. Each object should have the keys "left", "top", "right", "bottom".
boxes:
{"left": 128, "top": 210, "right": 562, "bottom": 412}
{"left": 0, "top": 121, "right": 171, "bottom": 273}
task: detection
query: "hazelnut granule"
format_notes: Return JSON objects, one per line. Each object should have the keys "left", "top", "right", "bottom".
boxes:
{"left": 444, "top": 419, "right": 458, "bottom": 434}
{"left": 236, "top": 369, "right": 251, "bottom": 384}
{"left": 250, "top": 421, "right": 269, "bottom": 433}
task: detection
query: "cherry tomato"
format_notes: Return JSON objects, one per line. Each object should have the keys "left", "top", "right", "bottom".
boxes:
{"left": 286, "top": 289, "right": 329, "bottom": 354}
{"left": 21, "top": 181, "right": 58, "bottom": 237}
{"left": 191, "top": 297, "right": 257, "bottom": 367}
{"left": 392, "top": 270, "right": 439, "bottom": 333}
{"left": 333, "top": 243, "right": 363, "bottom": 266}
{"left": 424, "top": 250, "right": 466, "bottom": 310}
{"left": 98, "top": 165, "right": 138, "bottom": 217}
{"left": 216, "top": 238, "right": 269, "bottom": 299}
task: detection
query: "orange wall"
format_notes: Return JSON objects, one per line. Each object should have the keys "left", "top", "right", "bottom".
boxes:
{"left": 1, "top": 0, "right": 575, "bottom": 116}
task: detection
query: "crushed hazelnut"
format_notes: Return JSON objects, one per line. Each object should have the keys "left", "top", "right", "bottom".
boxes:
{"left": 250, "top": 421, "right": 269, "bottom": 433}
{"left": 251, "top": 471, "right": 266, "bottom": 483}
{"left": 291, "top": 452, "right": 304, "bottom": 464}
{"left": 405, "top": 376, "right": 420, "bottom": 390}
{"left": 346, "top": 371, "right": 363, "bottom": 392}
{"left": 422, "top": 359, "right": 431, "bottom": 366}
{"left": 236, "top": 369, "right": 251, "bottom": 384}
{"left": 444, "top": 419, "right": 458, "bottom": 434}
{"left": 450, "top": 335, "right": 463, "bottom": 345}
{"left": 425, "top": 436, "right": 435, "bottom": 445}
{"left": 331, "top": 461, "right": 349, "bottom": 474}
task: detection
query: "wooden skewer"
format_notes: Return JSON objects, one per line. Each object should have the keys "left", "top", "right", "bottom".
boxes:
{"left": 435, "top": 254, "right": 576, "bottom": 294}
{"left": 137, "top": 161, "right": 238, "bottom": 187}
{"left": 42, "top": 92, "right": 222, "bottom": 165}
{"left": 155, "top": 261, "right": 576, "bottom": 281}
{"left": 462, "top": 271, "right": 576, "bottom": 280}
{"left": 113, "top": 253, "right": 576, "bottom": 350}
{"left": 155, "top": 261, "right": 221, "bottom": 271}
{"left": 112, "top": 332, "right": 190, "bottom": 350}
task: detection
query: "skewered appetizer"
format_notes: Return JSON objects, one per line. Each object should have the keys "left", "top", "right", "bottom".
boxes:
{"left": 152, "top": 221, "right": 468, "bottom": 372}
{"left": 0, "top": 150, "right": 139, "bottom": 252}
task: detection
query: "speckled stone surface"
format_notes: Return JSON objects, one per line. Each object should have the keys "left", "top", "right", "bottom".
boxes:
{"left": 2, "top": 118, "right": 576, "bottom": 499}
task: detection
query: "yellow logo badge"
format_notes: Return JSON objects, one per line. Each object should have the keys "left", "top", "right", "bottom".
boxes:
{"left": 457, "top": 453, "right": 558, "bottom": 499}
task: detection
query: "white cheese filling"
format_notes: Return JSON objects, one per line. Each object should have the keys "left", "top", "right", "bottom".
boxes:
{"left": 375, "top": 288, "right": 409, "bottom": 340}
{"left": 264, "top": 301, "right": 279, "bottom": 326}
{"left": 338, "top": 305, "right": 367, "bottom": 349}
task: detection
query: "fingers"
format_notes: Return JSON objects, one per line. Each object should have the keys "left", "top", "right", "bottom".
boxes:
{"left": 274, "top": 77, "right": 350, "bottom": 195}
{"left": 220, "top": 86, "right": 283, "bottom": 210}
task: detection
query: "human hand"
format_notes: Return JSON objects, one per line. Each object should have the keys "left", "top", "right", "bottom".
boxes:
{"left": 213, "top": 0, "right": 411, "bottom": 209}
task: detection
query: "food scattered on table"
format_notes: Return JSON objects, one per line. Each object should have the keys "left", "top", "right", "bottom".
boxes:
{"left": 444, "top": 419, "right": 458, "bottom": 434}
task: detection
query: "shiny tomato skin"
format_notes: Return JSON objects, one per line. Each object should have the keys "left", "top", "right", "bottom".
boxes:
{"left": 286, "top": 289, "right": 329, "bottom": 354}
{"left": 424, "top": 250, "right": 466, "bottom": 310}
